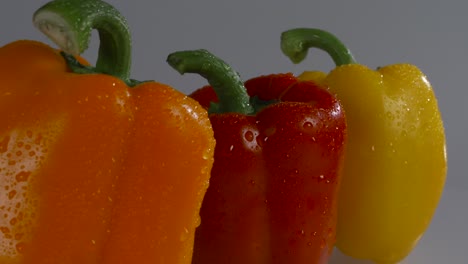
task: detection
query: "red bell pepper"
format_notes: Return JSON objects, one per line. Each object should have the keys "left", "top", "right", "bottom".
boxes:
{"left": 167, "top": 50, "right": 347, "bottom": 264}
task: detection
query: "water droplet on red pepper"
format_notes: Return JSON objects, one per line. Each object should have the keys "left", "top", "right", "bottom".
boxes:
{"left": 303, "top": 122, "right": 313, "bottom": 130}
{"left": 244, "top": 130, "right": 254, "bottom": 142}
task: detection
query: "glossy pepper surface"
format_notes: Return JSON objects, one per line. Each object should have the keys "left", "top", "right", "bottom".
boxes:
{"left": 0, "top": 1, "right": 215, "bottom": 263}
{"left": 167, "top": 49, "right": 347, "bottom": 264}
{"left": 281, "top": 28, "right": 447, "bottom": 264}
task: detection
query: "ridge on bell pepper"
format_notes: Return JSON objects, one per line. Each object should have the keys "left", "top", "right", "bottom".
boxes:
{"left": 167, "top": 49, "right": 347, "bottom": 264}
{"left": 281, "top": 28, "right": 447, "bottom": 264}
{"left": 0, "top": 0, "right": 215, "bottom": 263}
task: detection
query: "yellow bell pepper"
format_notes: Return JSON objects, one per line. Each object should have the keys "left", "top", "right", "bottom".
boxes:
{"left": 281, "top": 28, "right": 447, "bottom": 264}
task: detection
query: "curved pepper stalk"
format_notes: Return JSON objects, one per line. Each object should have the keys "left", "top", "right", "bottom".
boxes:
{"left": 33, "top": 0, "right": 138, "bottom": 86}
{"left": 281, "top": 28, "right": 447, "bottom": 264}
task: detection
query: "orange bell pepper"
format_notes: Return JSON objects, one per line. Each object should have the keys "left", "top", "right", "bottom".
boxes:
{"left": 0, "top": 0, "right": 215, "bottom": 263}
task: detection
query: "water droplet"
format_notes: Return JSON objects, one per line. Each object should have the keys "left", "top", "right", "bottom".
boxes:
{"left": 16, "top": 171, "right": 31, "bottom": 182}
{"left": 303, "top": 122, "right": 313, "bottom": 130}
{"left": 371, "top": 145, "right": 375, "bottom": 151}
{"left": 8, "top": 190, "right": 17, "bottom": 199}
{"left": 385, "top": 112, "right": 394, "bottom": 120}
{"left": 229, "top": 145, "right": 234, "bottom": 151}
{"left": 0, "top": 136, "right": 10, "bottom": 153}
{"left": 244, "top": 131, "right": 254, "bottom": 142}
{"left": 202, "top": 148, "right": 212, "bottom": 160}
{"left": 194, "top": 215, "right": 201, "bottom": 227}
{"left": 319, "top": 175, "right": 324, "bottom": 180}
{"left": 0, "top": 226, "right": 11, "bottom": 235}
{"left": 9, "top": 218, "right": 17, "bottom": 226}
{"left": 180, "top": 227, "right": 189, "bottom": 242}
{"left": 16, "top": 242, "right": 26, "bottom": 253}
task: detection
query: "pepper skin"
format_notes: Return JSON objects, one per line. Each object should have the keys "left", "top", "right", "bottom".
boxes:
{"left": 281, "top": 28, "right": 447, "bottom": 264}
{"left": 167, "top": 50, "right": 347, "bottom": 264}
{"left": 0, "top": 1, "right": 214, "bottom": 263}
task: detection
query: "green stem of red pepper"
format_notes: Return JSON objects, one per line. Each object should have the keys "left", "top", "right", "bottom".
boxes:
{"left": 167, "top": 49, "right": 255, "bottom": 115}
{"left": 33, "top": 0, "right": 134, "bottom": 84}
{"left": 281, "top": 28, "right": 356, "bottom": 66}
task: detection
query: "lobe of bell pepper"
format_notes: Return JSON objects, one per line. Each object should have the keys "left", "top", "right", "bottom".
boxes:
{"left": 167, "top": 50, "right": 347, "bottom": 264}
{"left": 0, "top": 1, "right": 215, "bottom": 263}
{"left": 281, "top": 28, "right": 447, "bottom": 264}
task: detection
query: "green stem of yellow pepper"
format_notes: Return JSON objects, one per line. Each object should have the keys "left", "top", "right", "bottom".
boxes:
{"left": 33, "top": 0, "right": 132, "bottom": 82}
{"left": 281, "top": 28, "right": 356, "bottom": 66}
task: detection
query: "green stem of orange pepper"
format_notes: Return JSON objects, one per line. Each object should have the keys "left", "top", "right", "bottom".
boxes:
{"left": 281, "top": 28, "right": 356, "bottom": 66}
{"left": 167, "top": 49, "right": 254, "bottom": 115}
{"left": 33, "top": 0, "right": 132, "bottom": 82}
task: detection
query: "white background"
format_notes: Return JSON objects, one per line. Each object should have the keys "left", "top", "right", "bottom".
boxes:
{"left": 1, "top": 0, "right": 466, "bottom": 263}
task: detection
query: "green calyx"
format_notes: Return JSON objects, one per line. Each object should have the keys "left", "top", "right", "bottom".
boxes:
{"left": 280, "top": 28, "right": 356, "bottom": 66}
{"left": 167, "top": 49, "right": 256, "bottom": 115}
{"left": 33, "top": 0, "right": 141, "bottom": 86}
